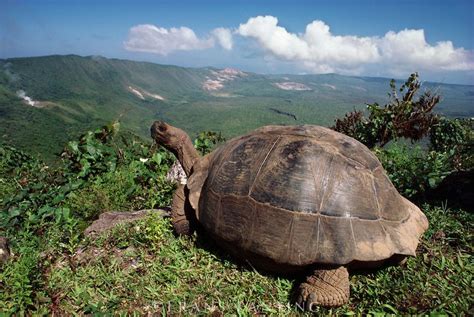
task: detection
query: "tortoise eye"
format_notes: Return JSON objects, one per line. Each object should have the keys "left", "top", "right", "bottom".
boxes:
{"left": 158, "top": 124, "right": 167, "bottom": 132}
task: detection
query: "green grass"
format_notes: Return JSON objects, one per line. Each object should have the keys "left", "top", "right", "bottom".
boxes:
{"left": 2, "top": 205, "right": 471, "bottom": 315}
{"left": 1, "top": 121, "right": 472, "bottom": 315}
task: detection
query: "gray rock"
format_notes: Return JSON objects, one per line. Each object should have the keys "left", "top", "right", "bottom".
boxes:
{"left": 84, "top": 208, "right": 170, "bottom": 237}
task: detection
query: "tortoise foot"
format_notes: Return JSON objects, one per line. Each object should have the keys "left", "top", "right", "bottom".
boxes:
{"left": 172, "top": 213, "right": 193, "bottom": 236}
{"left": 296, "top": 266, "right": 349, "bottom": 310}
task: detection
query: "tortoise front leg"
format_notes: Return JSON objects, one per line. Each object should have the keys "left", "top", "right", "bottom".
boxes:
{"left": 296, "top": 266, "right": 350, "bottom": 310}
{"left": 171, "top": 184, "right": 196, "bottom": 236}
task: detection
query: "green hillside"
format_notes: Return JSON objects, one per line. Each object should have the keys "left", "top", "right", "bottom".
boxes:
{"left": 0, "top": 55, "right": 211, "bottom": 162}
{"left": 1, "top": 55, "right": 473, "bottom": 162}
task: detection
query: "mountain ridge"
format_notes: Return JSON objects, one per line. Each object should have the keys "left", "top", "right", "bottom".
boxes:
{"left": 5, "top": 54, "right": 473, "bottom": 87}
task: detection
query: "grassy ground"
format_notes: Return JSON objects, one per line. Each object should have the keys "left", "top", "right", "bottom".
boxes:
{"left": 2, "top": 205, "right": 472, "bottom": 315}
{"left": 0, "top": 126, "right": 472, "bottom": 315}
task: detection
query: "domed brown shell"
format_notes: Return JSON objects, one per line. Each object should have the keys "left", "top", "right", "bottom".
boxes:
{"left": 195, "top": 125, "right": 428, "bottom": 267}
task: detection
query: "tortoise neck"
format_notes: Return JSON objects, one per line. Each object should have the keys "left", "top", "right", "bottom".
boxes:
{"left": 171, "top": 134, "right": 199, "bottom": 178}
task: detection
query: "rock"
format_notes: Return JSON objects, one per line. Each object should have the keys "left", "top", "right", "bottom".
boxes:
{"left": 84, "top": 208, "right": 170, "bottom": 237}
{"left": 0, "top": 237, "right": 10, "bottom": 264}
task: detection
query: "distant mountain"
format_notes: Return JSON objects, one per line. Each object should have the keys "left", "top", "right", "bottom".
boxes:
{"left": 1, "top": 55, "right": 473, "bottom": 161}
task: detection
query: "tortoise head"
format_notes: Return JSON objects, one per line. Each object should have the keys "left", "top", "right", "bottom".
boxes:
{"left": 150, "top": 121, "right": 199, "bottom": 177}
{"left": 151, "top": 121, "right": 183, "bottom": 150}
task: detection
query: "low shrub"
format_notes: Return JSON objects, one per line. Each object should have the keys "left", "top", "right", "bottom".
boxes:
{"left": 374, "top": 143, "right": 452, "bottom": 198}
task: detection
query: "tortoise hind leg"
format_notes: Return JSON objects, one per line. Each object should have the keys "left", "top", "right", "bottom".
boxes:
{"left": 171, "top": 184, "right": 196, "bottom": 236}
{"left": 296, "top": 266, "right": 350, "bottom": 310}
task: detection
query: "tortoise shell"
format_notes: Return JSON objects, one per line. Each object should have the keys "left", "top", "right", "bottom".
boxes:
{"left": 195, "top": 125, "right": 428, "bottom": 267}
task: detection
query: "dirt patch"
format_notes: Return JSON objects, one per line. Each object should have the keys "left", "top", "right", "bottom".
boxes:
{"left": 274, "top": 82, "right": 311, "bottom": 91}
{"left": 202, "top": 68, "right": 247, "bottom": 91}
{"left": 128, "top": 86, "right": 165, "bottom": 101}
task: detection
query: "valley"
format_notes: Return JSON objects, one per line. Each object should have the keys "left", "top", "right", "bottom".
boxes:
{"left": 1, "top": 55, "right": 473, "bottom": 162}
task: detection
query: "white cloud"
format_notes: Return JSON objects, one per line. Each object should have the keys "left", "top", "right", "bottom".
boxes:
{"left": 124, "top": 24, "right": 214, "bottom": 55}
{"left": 237, "top": 15, "right": 474, "bottom": 74}
{"left": 378, "top": 29, "right": 474, "bottom": 71}
{"left": 124, "top": 24, "right": 234, "bottom": 55}
{"left": 211, "top": 27, "right": 233, "bottom": 50}
{"left": 237, "top": 16, "right": 379, "bottom": 73}
{"left": 238, "top": 16, "right": 310, "bottom": 61}
{"left": 124, "top": 17, "right": 473, "bottom": 77}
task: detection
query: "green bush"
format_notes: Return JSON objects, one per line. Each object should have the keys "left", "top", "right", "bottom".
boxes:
{"left": 194, "top": 130, "right": 225, "bottom": 155}
{"left": 64, "top": 160, "right": 174, "bottom": 221}
{"left": 372, "top": 118, "right": 473, "bottom": 199}
{"left": 332, "top": 74, "right": 473, "bottom": 200}
{"left": 430, "top": 117, "right": 473, "bottom": 170}
{"left": 374, "top": 143, "right": 452, "bottom": 198}
{"left": 332, "top": 73, "right": 440, "bottom": 148}
{"left": 430, "top": 118, "right": 469, "bottom": 152}
{"left": 0, "top": 146, "right": 61, "bottom": 229}
{"left": 1, "top": 121, "right": 176, "bottom": 231}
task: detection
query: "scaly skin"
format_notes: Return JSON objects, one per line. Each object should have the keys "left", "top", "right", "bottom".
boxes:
{"left": 170, "top": 184, "right": 195, "bottom": 235}
{"left": 296, "top": 266, "right": 350, "bottom": 310}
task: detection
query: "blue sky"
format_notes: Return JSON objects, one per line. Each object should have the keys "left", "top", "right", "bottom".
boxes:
{"left": 1, "top": 0, "right": 473, "bottom": 84}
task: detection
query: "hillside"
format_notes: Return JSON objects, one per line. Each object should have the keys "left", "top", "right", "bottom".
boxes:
{"left": 1, "top": 55, "right": 473, "bottom": 161}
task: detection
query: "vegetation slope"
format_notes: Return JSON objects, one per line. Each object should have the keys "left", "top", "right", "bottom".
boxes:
{"left": 1, "top": 55, "right": 473, "bottom": 163}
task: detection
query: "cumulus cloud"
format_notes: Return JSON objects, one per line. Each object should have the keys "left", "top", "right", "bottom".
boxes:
{"left": 237, "top": 15, "right": 474, "bottom": 74}
{"left": 378, "top": 29, "right": 473, "bottom": 71}
{"left": 238, "top": 16, "right": 378, "bottom": 68}
{"left": 124, "top": 17, "right": 473, "bottom": 76}
{"left": 124, "top": 24, "right": 213, "bottom": 55}
{"left": 211, "top": 27, "right": 233, "bottom": 50}
{"left": 124, "top": 24, "right": 233, "bottom": 55}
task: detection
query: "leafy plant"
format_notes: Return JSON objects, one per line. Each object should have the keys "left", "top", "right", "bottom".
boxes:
{"left": 61, "top": 121, "right": 120, "bottom": 180}
{"left": 374, "top": 143, "right": 452, "bottom": 198}
{"left": 64, "top": 159, "right": 174, "bottom": 221}
{"left": 332, "top": 73, "right": 440, "bottom": 148}
{"left": 1, "top": 120, "right": 177, "bottom": 231}
{"left": 430, "top": 118, "right": 469, "bottom": 152}
{"left": 429, "top": 117, "right": 473, "bottom": 170}
{"left": 0, "top": 145, "right": 64, "bottom": 229}
{"left": 194, "top": 130, "right": 226, "bottom": 155}
{"left": 331, "top": 74, "right": 474, "bottom": 201}
{"left": 0, "top": 232, "right": 46, "bottom": 314}
{"left": 1, "top": 122, "right": 178, "bottom": 314}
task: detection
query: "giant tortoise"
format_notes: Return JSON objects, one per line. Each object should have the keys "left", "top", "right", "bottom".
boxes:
{"left": 150, "top": 121, "right": 428, "bottom": 310}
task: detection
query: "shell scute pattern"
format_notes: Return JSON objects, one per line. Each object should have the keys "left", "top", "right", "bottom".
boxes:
{"left": 198, "top": 125, "right": 428, "bottom": 265}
